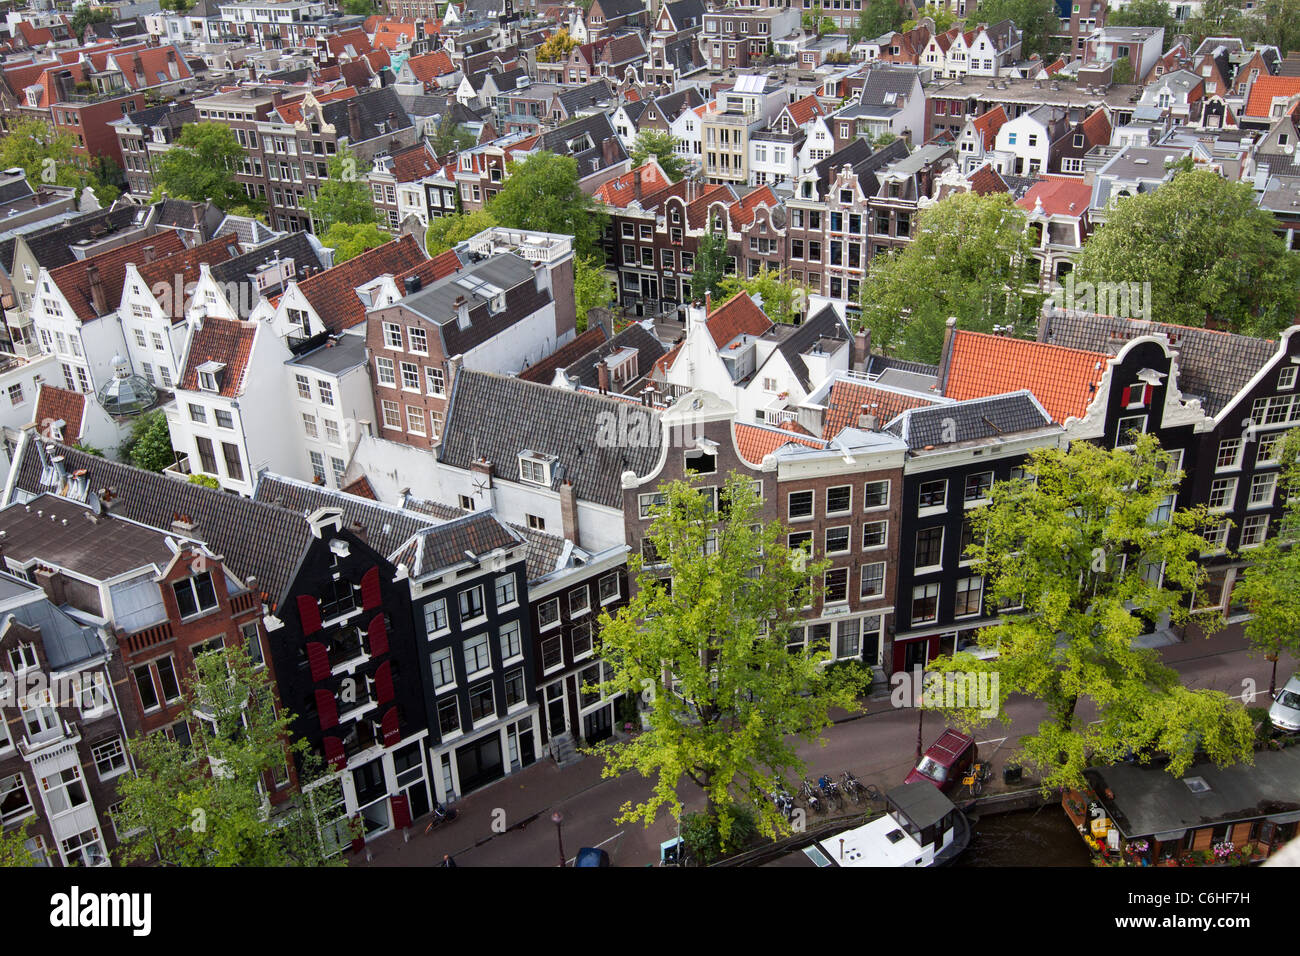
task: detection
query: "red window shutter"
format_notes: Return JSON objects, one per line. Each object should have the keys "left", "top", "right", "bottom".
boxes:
{"left": 391, "top": 794, "right": 411, "bottom": 830}
{"left": 1120, "top": 385, "right": 1131, "bottom": 406}
{"left": 375, "top": 660, "right": 395, "bottom": 705}
{"left": 306, "top": 642, "right": 330, "bottom": 682}
{"left": 297, "top": 594, "right": 322, "bottom": 636}
{"left": 360, "top": 566, "right": 381, "bottom": 609}
{"left": 323, "top": 735, "right": 345, "bottom": 770}
{"left": 381, "top": 706, "right": 400, "bottom": 746}
{"left": 1143, "top": 384, "right": 1153, "bottom": 406}
{"left": 367, "top": 614, "right": 389, "bottom": 658}
{"left": 315, "top": 688, "right": 338, "bottom": 730}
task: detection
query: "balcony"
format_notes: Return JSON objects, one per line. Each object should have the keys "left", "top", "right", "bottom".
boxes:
{"left": 18, "top": 719, "right": 80, "bottom": 759}
{"left": 163, "top": 454, "right": 193, "bottom": 482}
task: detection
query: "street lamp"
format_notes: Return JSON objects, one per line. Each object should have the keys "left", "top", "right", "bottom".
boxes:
{"left": 552, "top": 810, "right": 566, "bottom": 868}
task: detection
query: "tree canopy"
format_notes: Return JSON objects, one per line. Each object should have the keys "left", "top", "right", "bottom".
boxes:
{"left": 692, "top": 226, "right": 731, "bottom": 304}
{"left": 573, "top": 255, "right": 614, "bottom": 331}
{"left": 904, "top": 3, "right": 958, "bottom": 31}
{"left": 121, "top": 411, "right": 176, "bottom": 473}
{"left": 1105, "top": 0, "right": 1178, "bottom": 35}
{"left": 629, "top": 129, "right": 689, "bottom": 183}
{"left": 1074, "top": 168, "right": 1300, "bottom": 338}
{"left": 590, "top": 472, "right": 867, "bottom": 846}
{"left": 425, "top": 207, "right": 498, "bottom": 255}
{"left": 114, "top": 642, "right": 350, "bottom": 866}
{"left": 852, "top": 0, "right": 906, "bottom": 43}
{"left": 486, "top": 151, "right": 607, "bottom": 259}
{"left": 927, "top": 433, "right": 1254, "bottom": 791}
{"left": 858, "top": 190, "right": 1042, "bottom": 363}
{"left": 305, "top": 142, "right": 376, "bottom": 232}
{"left": 0, "top": 117, "right": 117, "bottom": 203}
{"left": 537, "top": 27, "right": 579, "bottom": 62}
{"left": 717, "top": 267, "right": 808, "bottom": 325}
{"left": 322, "top": 221, "right": 392, "bottom": 262}
{"left": 154, "top": 122, "right": 256, "bottom": 212}
{"left": 974, "top": 0, "right": 1060, "bottom": 58}
{"left": 70, "top": 3, "right": 113, "bottom": 37}
{"left": 430, "top": 113, "right": 476, "bottom": 156}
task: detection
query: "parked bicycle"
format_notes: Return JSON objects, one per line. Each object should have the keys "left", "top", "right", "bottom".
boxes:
{"left": 962, "top": 761, "right": 993, "bottom": 797}
{"left": 770, "top": 786, "right": 796, "bottom": 821}
{"left": 423, "top": 801, "right": 460, "bottom": 834}
{"left": 840, "top": 770, "right": 866, "bottom": 806}
{"left": 800, "top": 777, "right": 824, "bottom": 814}
{"left": 818, "top": 774, "right": 844, "bottom": 811}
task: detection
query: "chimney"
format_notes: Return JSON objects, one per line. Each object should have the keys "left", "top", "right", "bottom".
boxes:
{"left": 597, "top": 358, "right": 611, "bottom": 393}
{"left": 248, "top": 63, "right": 256, "bottom": 80}
{"left": 347, "top": 99, "right": 362, "bottom": 142}
{"left": 857, "top": 405, "right": 878, "bottom": 431}
{"left": 403, "top": 274, "right": 422, "bottom": 295}
{"left": 172, "top": 514, "right": 198, "bottom": 534}
{"left": 687, "top": 299, "right": 706, "bottom": 328}
{"left": 532, "top": 259, "right": 550, "bottom": 295}
{"left": 601, "top": 136, "right": 618, "bottom": 167}
{"left": 705, "top": 291, "right": 711, "bottom": 315}
{"left": 142, "top": 245, "right": 155, "bottom": 264}
{"left": 634, "top": 168, "right": 642, "bottom": 202}
{"left": 470, "top": 457, "right": 495, "bottom": 510}
{"left": 559, "top": 479, "right": 580, "bottom": 546}
{"left": 86, "top": 262, "right": 107, "bottom": 316}
{"left": 33, "top": 567, "right": 66, "bottom": 607}
{"left": 193, "top": 202, "right": 204, "bottom": 232}
{"left": 853, "top": 328, "right": 871, "bottom": 370}
{"left": 387, "top": 110, "right": 396, "bottom": 132}
{"left": 448, "top": 353, "right": 464, "bottom": 385}
{"left": 936, "top": 316, "right": 958, "bottom": 394}
{"left": 454, "top": 295, "right": 470, "bottom": 328}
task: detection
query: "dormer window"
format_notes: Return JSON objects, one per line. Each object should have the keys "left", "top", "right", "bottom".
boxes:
{"left": 197, "top": 361, "right": 225, "bottom": 393}
{"left": 519, "top": 450, "right": 556, "bottom": 485}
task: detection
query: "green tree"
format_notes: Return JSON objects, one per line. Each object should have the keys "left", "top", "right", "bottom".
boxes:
{"left": 537, "top": 26, "right": 579, "bottom": 62}
{"left": 1110, "top": 55, "right": 1133, "bottom": 85}
{"left": 425, "top": 207, "right": 497, "bottom": 255}
{"left": 340, "top": 0, "right": 374, "bottom": 14}
{"left": 858, "top": 190, "right": 1042, "bottom": 364}
{"left": 158, "top": 0, "right": 196, "bottom": 11}
{"left": 1105, "top": 0, "right": 1177, "bottom": 35}
{"left": 1074, "top": 168, "right": 1300, "bottom": 337}
{"left": 590, "top": 473, "right": 867, "bottom": 845}
{"left": 155, "top": 123, "right": 258, "bottom": 213}
{"left": 321, "top": 221, "right": 392, "bottom": 262}
{"left": 629, "top": 129, "right": 689, "bottom": 183}
{"left": 717, "top": 266, "right": 808, "bottom": 325}
{"left": 70, "top": 3, "right": 112, "bottom": 37}
{"left": 852, "top": 0, "right": 906, "bottom": 42}
{"left": 1183, "top": 0, "right": 1248, "bottom": 48}
{"left": 904, "top": 3, "right": 958, "bottom": 31}
{"left": 0, "top": 820, "right": 34, "bottom": 867}
{"left": 188, "top": 473, "right": 221, "bottom": 489}
{"left": 1246, "top": 0, "right": 1300, "bottom": 56}
{"left": 487, "top": 151, "right": 607, "bottom": 259}
{"left": 691, "top": 225, "right": 731, "bottom": 303}
{"left": 430, "top": 113, "right": 476, "bottom": 156}
{"left": 0, "top": 117, "right": 105, "bottom": 195}
{"left": 573, "top": 255, "right": 614, "bottom": 332}
{"left": 121, "top": 411, "right": 176, "bottom": 473}
{"left": 927, "top": 434, "right": 1254, "bottom": 792}
{"left": 1232, "top": 428, "right": 1300, "bottom": 698}
{"left": 975, "top": 0, "right": 1060, "bottom": 58}
{"left": 115, "top": 643, "right": 350, "bottom": 866}
{"left": 305, "top": 142, "right": 375, "bottom": 232}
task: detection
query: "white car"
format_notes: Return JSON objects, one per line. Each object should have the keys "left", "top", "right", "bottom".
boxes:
{"left": 1269, "top": 676, "right": 1300, "bottom": 733}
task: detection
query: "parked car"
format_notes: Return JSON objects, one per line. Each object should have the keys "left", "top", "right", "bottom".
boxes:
{"left": 1269, "top": 676, "right": 1300, "bottom": 733}
{"left": 905, "top": 729, "right": 977, "bottom": 794}
{"left": 575, "top": 847, "right": 611, "bottom": 867}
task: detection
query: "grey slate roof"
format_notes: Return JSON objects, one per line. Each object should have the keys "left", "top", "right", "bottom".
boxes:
{"left": 437, "top": 370, "right": 663, "bottom": 509}
{"left": 768, "top": 303, "right": 849, "bottom": 391}
{"left": 209, "top": 231, "right": 325, "bottom": 314}
{"left": 1039, "top": 308, "right": 1277, "bottom": 417}
{"left": 321, "top": 86, "right": 413, "bottom": 141}
{"left": 554, "top": 79, "right": 617, "bottom": 118}
{"left": 6, "top": 587, "right": 104, "bottom": 670}
{"left": 561, "top": 323, "right": 667, "bottom": 390}
{"left": 885, "top": 391, "right": 1054, "bottom": 449}
{"left": 0, "top": 204, "right": 139, "bottom": 275}
{"left": 390, "top": 510, "right": 525, "bottom": 579}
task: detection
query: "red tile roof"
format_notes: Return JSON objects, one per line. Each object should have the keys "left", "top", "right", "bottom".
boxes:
{"left": 1244, "top": 75, "right": 1300, "bottom": 118}
{"left": 33, "top": 385, "right": 85, "bottom": 443}
{"left": 970, "top": 105, "right": 1007, "bottom": 150}
{"left": 592, "top": 160, "right": 672, "bottom": 206}
{"left": 388, "top": 141, "right": 440, "bottom": 182}
{"left": 392, "top": 247, "right": 462, "bottom": 290}
{"left": 179, "top": 316, "right": 257, "bottom": 398}
{"left": 653, "top": 341, "right": 682, "bottom": 376}
{"left": 1077, "top": 106, "right": 1111, "bottom": 147}
{"left": 705, "top": 291, "right": 772, "bottom": 349}
{"left": 823, "top": 379, "right": 939, "bottom": 439}
{"left": 325, "top": 27, "right": 373, "bottom": 57}
{"left": 137, "top": 235, "right": 242, "bottom": 321}
{"left": 342, "top": 475, "right": 377, "bottom": 498}
{"left": 729, "top": 185, "right": 777, "bottom": 229}
{"left": 404, "top": 50, "right": 454, "bottom": 82}
{"left": 968, "top": 163, "right": 1009, "bottom": 196}
{"left": 297, "top": 235, "right": 426, "bottom": 333}
{"left": 1017, "top": 176, "right": 1092, "bottom": 218}
{"left": 943, "top": 330, "right": 1107, "bottom": 424}
{"left": 733, "top": 422, "right": 826, "bottom": 464}
{"left": 785, "top": 93, "right": 824, "bottom": 127}
{"left": 49, "top": 230, "right": 187, "bottom": 321}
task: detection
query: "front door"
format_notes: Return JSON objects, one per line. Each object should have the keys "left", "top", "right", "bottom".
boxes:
{"left": 903, "top": 638, "right": 929, "bottom": 671}
{"left": 583, "top": 704, "right": 613, "bottom": 743}
{"left": 546, "top": 683, "right": 567, "bottom": 738}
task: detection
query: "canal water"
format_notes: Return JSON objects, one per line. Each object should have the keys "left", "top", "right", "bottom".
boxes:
{"left": 955, "top": 806, "right": 1093, "bottom": 867}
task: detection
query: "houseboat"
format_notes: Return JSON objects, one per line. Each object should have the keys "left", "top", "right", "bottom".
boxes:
{"left": 1066, "top": 747, "right": 1300, "bottom": 865}
{"left": 795, "top": 782, "right": 970, "bottom": 867}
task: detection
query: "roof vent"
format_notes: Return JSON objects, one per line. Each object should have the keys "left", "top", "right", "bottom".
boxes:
{"left": 1183, "top": 776, "right": 1211, "bottom": 793}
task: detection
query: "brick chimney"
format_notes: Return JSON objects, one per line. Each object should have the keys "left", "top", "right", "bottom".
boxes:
{"left": 601, "top": 136, "right": 618, "bottom": 167}
{"left": 634, "top": 167, "right": 642, "bottom": 203}
{"left": 853, "top": 327, "right": 871, "bottom": 370}
{"left": 347, "top": 98, "right": 362, "bottom": 142}
{"left": 33, "top": 567, "right": 66, "bottom": 607}
{"left": 86, "top": 262, "right": 107, "bottom": 316}
{"left": 597, "top": 358, "right": 610, "bottom": 393}
{"left": 559, "top": 479, "right": 580, "bottom": 546}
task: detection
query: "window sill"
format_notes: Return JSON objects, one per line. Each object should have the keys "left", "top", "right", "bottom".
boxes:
{"left": 541, "top": 662, "right": 566, "bottom": 677}
{"left": 914, "top": 564, "right": 943, "bottom": 576}
{"left": 917, "top": 505, "right": 947, "bottom": 518}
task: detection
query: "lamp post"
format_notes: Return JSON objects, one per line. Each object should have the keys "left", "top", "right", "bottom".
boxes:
{"left": 552, "top": 810, "right": 566, "bottom": 868}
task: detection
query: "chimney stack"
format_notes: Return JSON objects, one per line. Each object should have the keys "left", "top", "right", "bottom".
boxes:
{"left": 86, "top": 262, "right": 107, "bottom": 316}
{"left": 559, "top": 479, "right": 580, "bottom": 546}
{"left": 936, "top": 316, "right": 958, "bottom": 394}
{"left": 597, "top": 358, "right": 610, "bottom": 394}
{"left": 634, "top": 167, "right": 642, "bottom": 202}
{"left": 853, "top": 327, "right": 871, "bottom": 370}
{"left": 347, "top": 99, "right": 362, "bottom": 143}
{"left": 143, "top": 245, "right": 155, "bottom": 264}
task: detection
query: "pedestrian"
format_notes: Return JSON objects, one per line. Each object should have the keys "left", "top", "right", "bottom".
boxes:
{"left": 441, "top": 853, "right": 457, "bottom": 868}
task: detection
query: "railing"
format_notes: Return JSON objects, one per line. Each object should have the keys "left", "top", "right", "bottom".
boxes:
{"left": 123, "top": 620, "right": 174, "bottom": 655}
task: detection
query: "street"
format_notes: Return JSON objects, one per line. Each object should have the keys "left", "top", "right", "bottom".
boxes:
{"left": 359, "top": 623, "right": 1293, "bottom": 868}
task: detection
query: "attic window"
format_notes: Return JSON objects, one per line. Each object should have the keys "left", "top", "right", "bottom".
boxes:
{"left": 519, "top": 450, "right": 556, "bottom": 485}
{"left": 684, "top": 448, "right": 716, "bottom": 475}
{"left": 197, "top": 361, "right": 225, "bottom": 393}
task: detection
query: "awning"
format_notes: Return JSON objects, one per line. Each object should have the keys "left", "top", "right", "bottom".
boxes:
{"left": 1267, "top": 811, "right": 1300, "bottom": 824}
{"left": 1153, "top": 829, "right": 1187, "bottom": 841}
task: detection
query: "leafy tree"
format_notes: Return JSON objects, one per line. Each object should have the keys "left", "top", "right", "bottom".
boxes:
{"left": 72, "top": 441, "right": 104, "bottom": 457}
{"left": 1074, "top": 168, "right": 1300, "bottom": 338}
{"left": 188, "top": 473, "right": 221, "bottom": 489}
{"left": 975, "top": 0, "right": 1060, "bottom": 59}
{"left": 340, "top": 0, "right": 374, "bottom": 14}
{"left": 717, "top": 267, "right": 808, "bottom": 325}
{"left": 852, "top": 0, "right": 906, "bottom": 42}
{"left": 0, "top": 117, "right": 113, "bottom": 198}
{"left": 691, "top": 226, "right": 731, "bottom": 303}
{"left": 1247, "top": 0, "right": 1300, "bottom": 56}
{"left": 155, "top": 123, "right": 258, "bottom": 213}
{"left": 122, "top": 411, "right": 176, "bottom": 473}
{"left": 158, "top": 0, "right": 196, "bottom": 11}
{"left": 1231, "top": 429, "right": 1300, "bottom": 697}
{"left": 871, "top": 131, "right": 898, "bottom": 147}
{"left": 590, "top": 473, "right": 867, "bottom": 844}
{"left": 1183, "top": 0, "right": 1248, "bottom": 48}
{"left": 927, "top": 433, "right": 1254, "bottom": 792}
{"left": 629, "top": 129, "right": 689, "bottom": 183}
{"left": 322, "top": 221, "right": 392, "bottom": 262}
{"left": 0, "top": 820, "right": 34, "bottom": 867}
{"left": 537, "top": 26, "right": 579, "bottom": 62}
{"left": 425, "top": 208, "right": 497, "bottom": 255}
{"left": 115, "top": 643, "right": 350, "bottom": 866}
{"left": 1110, "top": 55, "right": 1133, "bottom": 85}
{"left": 1105, "top": 0, "right": 1177, "bottom": 36}
{"left": 305, "top": 142, "right": 375, "bottom": 232}
{"left": 487, "top": 151, "right": 607, "bottom": 259}
{"left": 904, "top": 3, "right": 958, "bottom": 31}
{"left": 70, "top": 3, "right": 112, "bottom": 37}
{"left": 858, "top": 190, "right": 1042, "bottom": 364}
{"left": 430, "top": 113, "right": 476, "bottom": 156}
{"left": 573, "top": 255, "right": 614, "bottom": 332}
